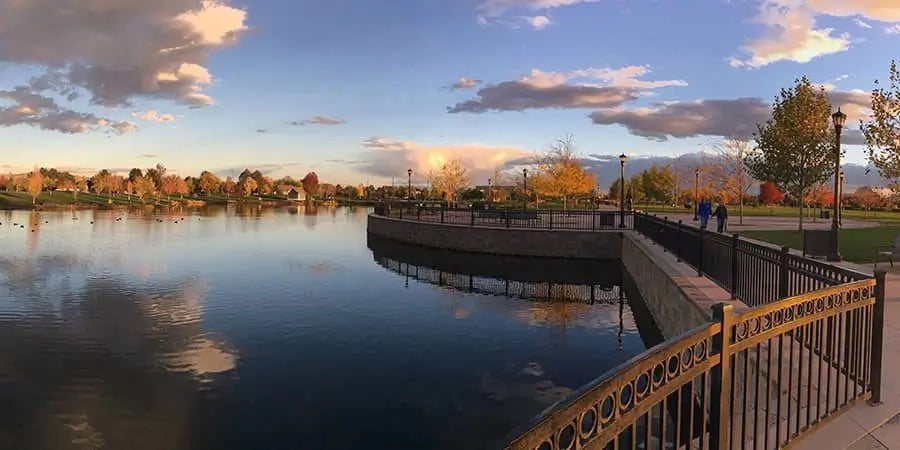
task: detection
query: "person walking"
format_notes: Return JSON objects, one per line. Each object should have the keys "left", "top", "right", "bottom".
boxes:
{"left": 698, "top": 199, "right": 712, "bottom": 230}
{"left": 714, "top": 201, "right": 728, "bottom": 233}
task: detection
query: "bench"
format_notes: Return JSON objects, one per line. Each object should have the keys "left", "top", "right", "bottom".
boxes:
{"left": 875, "top": 235, "right": 900, "bottom": 267}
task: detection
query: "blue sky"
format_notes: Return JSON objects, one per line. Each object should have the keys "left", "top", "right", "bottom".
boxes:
{"left": 0, "top": 0, "right": 898, "bottom": 185}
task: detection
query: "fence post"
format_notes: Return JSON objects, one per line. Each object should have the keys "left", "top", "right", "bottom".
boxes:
{"left": 731, "top": 234, "right": 739, "bottom": 299}
{"left": 399, "top": 205, "right": 403, "bottom": 220}
{"left": 779, "top": 246, "right": 789, "bottom": 299}
{"left": 471, "top": 208, "right": 475, "bottom": 226}
{"left": 709, "top": 303, "right": 734, "bottom": 450}
{"left": 592, "top": 211, "right": 596, "bottom": 231}
{"left": 549, "top": 210, "right": 553, "bottom": 229}
{"left": 697, "top": 228, "right": 704, "bottom": 277}
{"left": 870, "top": 269, "right": 887, "bottom": 405}
{"left": 505, "top": 208, "right": 510, "bottom": 229}
{"left": 440, "top": 206, "right": 444, "bottom": 224}
{"left": 676, "top": 220, "right": 683, "bottom": 262}
{"left": 417, "top": 207, "right": 421, "bottom": 221}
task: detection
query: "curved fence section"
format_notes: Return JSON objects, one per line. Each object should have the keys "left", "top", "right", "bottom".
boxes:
{"left": 505, "top": 277, "right": 883, "bottom": 450}
{"left": 633, "top": 214, "right": 870, "bottom": 307}
{"left": 373, "top": 203, "right": 633, "bottom": 230}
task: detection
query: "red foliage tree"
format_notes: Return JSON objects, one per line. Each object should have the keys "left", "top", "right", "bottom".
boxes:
{"left": 301, "top": 172, "right": 319, "bottom": 197}
{"left": 759, "top": 181, "right": 785, "bottom": 205}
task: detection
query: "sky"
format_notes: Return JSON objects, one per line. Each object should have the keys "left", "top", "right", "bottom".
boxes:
{"left": 0, "top": 0, "right": 898, "bottom": 186}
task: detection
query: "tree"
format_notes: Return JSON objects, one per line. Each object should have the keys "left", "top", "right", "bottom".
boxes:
{"left": 805, "top": 183, "right": 834, "bottom": 207}
{"left": 239, "top": 177, "right": 257, "bottom": 198}
{"left": 428, "top": 158, "right": 470, "bottom": 204}
{"left": 224, "top": 176, "right": 235, "bottom": 198}
{"left": 161, "top": 174, "right": 179, "bottom": 201}
{"left": 128, "top": 168, "right": 143, "bottom": 183}
{"left": 709, "top": 138, "right": 755, "bottom": 224}
{"left": 862, "top": 61, "right": 900, "bottom": 179}
{"left": 125, "top": 180, "right": 134, "bottom": 202}
{"left": 134, "top": 176, "right": 156, "bottom": 204}
{"left": 639, "top": 165, "right": 676, "bottom": 204}
{"left": 746, "top": 76, "right": 837, "bottom": 231}
{"left": 76, "top": 179, "right": 88, "bottom": 201}
{"left": 301, "top": 172, "right": 319, "bottom": 198}
{"left": 759, "top": 181, "right": 785, "bottom": 205}
{"left": 175, "top": 177, "right": 190, "bottom": 199}
{"left": 199, "top": 171, "right": 221, "bottom": 195}
{"left": 26, "top": 169, "right": 42, "bottom": 205}
{"left": 855, "top": 186, "right": 882, "bottom": 214}
{"left": 530, "top": 135, "right": 596, "bottom": 210}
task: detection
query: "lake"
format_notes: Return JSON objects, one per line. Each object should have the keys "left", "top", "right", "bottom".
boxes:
{"left": 0, "top": 205, "right": 650, "bottom": 449}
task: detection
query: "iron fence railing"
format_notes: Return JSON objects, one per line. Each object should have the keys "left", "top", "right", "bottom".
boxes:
{"left": 505, "top": 275, "right": 884, "bottom": 450}
{"left": 372, "top": 202, "right": 633, "bottom": 230}
{"left": 633, "top": 214, "right": 870, "bottom": 307}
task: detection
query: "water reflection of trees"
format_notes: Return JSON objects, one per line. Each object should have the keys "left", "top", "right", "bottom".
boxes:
{"left": 0, "top": 271, "right": 236, "bottom": 450}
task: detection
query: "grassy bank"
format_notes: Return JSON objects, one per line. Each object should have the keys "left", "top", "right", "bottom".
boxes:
{"left": 740, "top": 226, "right": 900, "bottom": 264}
{"left": 0, "top": 191, "right": 298, "bottom": 210}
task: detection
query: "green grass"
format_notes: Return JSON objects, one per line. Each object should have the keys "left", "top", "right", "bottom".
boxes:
{"left": 740, "top": 226, "right": 900, "bottom": 263}
{"left": 0, "top": 190, "right": 299, "bottom": 209}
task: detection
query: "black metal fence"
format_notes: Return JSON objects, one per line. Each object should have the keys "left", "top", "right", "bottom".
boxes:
{"left": 633, "top": 214, "right": 870, "bottom": 307}
{"left": 373, "top": 202, "right": 633, "bottom": 230}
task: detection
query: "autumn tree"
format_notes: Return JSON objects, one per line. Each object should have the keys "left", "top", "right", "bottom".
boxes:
{"left": 125, "top": 180, "right": 134, "bottom": 202}
{"left": 134, "top": 176, "right": 156, "bottom": 204}
{"left": 854, "top": 186, "right": 882, "bottom": 214}
{"left": 746, "top": 76, "right": 837, "bottom": 231}
{"left": 199, "top": 171, "right": 221, "bottom": 195}
{"left": 76, "top": 179, "right": 88, "bottom": 200}
{"left": 26, "top": 169, "right": 43, "bottom": 205}
{"left": 709, "top": 138, "right": 755, "bottom": 224}
{"left": 862, "top": 61, "right": 900, "bottom": 179}
{"left": 301, "top": 172, "right": 320, "bottom": 198}
{"left": 175, "top": 177, "right": 190, "bottom": 199}
{"left": 759, "top": 181, "right": 785, "bottom": 205}
{"left": 531, "top": 135, "right": 596, "bottom": 210}
{"left": 428, "top": 158, "right": 470, "bottom": 204}
{"left": 239, "top": 177, "right": 257, "bottom": 198}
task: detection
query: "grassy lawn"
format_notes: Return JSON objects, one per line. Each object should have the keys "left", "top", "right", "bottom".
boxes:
{"left": 740, "top": 226, "right": 900, "bottom": 264}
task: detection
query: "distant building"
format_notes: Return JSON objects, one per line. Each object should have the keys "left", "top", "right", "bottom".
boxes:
{"left": 287, "top": 187, "right": 306, "bottom": 201}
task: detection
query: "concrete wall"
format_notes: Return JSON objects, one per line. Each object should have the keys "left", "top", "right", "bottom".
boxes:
{"left": 367, "top": 214, "right": 621, "bottom": 259}
{"left": 620, "top": 233, "right": 738, "bottom": 340}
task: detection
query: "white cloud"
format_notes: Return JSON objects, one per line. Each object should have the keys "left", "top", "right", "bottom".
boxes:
{"left": 0, "top": 0, "right": 248, "bottom": 134}
{"left": 447, "top": 77, "right": 483, "bottom": 90}
{"left": 476, "top": 0, "right": 598, "bottom": 27}
{"left": 132, "top": 110, "right": 176, "bottom": 123}
{"left": 732, "top": 1, "right": 850, "bottom": 68}
{"left": 834, "top": 74, "right": 850, "bottom": 81}
{"left": 448, "top": 65, "right": 686, "bottom": 113}
{"left": 853, "top": 18, "right": 872, "bottom": 29}
{"left": 887, "top": 24, "right": 900, "bottom": 34}
{"left": 525, "top": 16, "right": 552, "bottom": 29}
{"left": 289, "top": 116, "right": 346, "bottom": 126}
{"left": 0, "top": 87, "right": 135, "bottom": 134}
{"left": 806, "top": 0, "right": 900, "bottom": 22}
{"left": 359, "top": 137, "right": 530, "bottom": 181}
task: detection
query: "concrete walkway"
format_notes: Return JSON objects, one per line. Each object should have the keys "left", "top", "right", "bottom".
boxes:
{"left": 792, "top": 261, "right": 900, "bottom": 450}
{"left": 644, "top": 212, "right": 878, "bottom": 232}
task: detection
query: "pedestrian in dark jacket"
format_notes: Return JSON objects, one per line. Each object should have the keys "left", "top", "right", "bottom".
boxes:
{"left": 714, "top": 202, "right": 728, "bottom": 233}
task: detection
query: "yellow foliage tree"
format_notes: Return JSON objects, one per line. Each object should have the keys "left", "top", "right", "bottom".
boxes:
{"left": 26, "top": 169, "right": 43, "bottom": 205}
{"left": 532, "top": 135, "right": 596, "bottom": 210}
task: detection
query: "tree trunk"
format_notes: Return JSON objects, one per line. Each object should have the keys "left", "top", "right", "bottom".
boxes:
{"left": 739, "top": 193, "right": 744, "bottom": 225}
{"left": 798, "top": 188, "right": 805, "bottom": 231}
{"left": 32, "top": 195, "right": 35, "bottom": 205}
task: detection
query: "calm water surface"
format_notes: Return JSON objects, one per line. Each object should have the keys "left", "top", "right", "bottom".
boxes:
{"left": 0, "top": 206, "right": 647, "bottom": 449}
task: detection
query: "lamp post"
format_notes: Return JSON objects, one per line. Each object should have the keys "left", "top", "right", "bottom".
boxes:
{"left": 488, "top": 178, "right": 492, "bottom": 208}
{"left": 839, "top": 171, "right": 845, "bottom": 226}
{"left": 828, "top": 108, "right": 847, "bottom": 262}
{"left": 693, "top": 168, "right": 701, "bottom": 221}
{"left": 522, "top": 168, "right": 528, "bottom": 210}
{"left": 407, "top": 168, "right": 412, "bottom": 203}
{"left": 619, "top": 154, "right": 627, "bottom": 228}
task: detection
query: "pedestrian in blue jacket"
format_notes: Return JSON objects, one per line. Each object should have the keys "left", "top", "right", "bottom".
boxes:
{"left": 698, "top": 199, "right": 712, "bottom": 230}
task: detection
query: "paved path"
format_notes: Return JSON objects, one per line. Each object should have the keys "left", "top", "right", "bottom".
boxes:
{"left": 793, "top": 262, "right": 900, "bottom": 449}
{"left": 645, "top": 212, "right": 879, "bottom": 232}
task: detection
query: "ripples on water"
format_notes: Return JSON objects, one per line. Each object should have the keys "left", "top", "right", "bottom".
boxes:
{"left": 0, "top": 206, "right": 648, "bottom": 449}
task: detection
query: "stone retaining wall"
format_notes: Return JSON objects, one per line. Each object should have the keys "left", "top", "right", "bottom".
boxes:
{"left": 366, "top": 214, "right": 621, "bottom": 259}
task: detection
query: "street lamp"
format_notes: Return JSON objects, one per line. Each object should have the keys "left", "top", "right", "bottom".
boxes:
{"left": 522, "top": 168, "right": 528, "bottom": 210}
{"left": 694, "top": 169, "right": 702, "bottom": 218}
{"left": 407, "top": 168, "right": 412, "bottom": 203}
{"left": 839, "top": 171, "right": 846, "bottom": 226}
{"left": 488, "top": 178, "right": 493, "bottom": 208}
{"left": 828, "top": 108, "right": 847, "bottom": 262}
{"left": 619, "top": 154, "right": 627, "bottom": 228}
